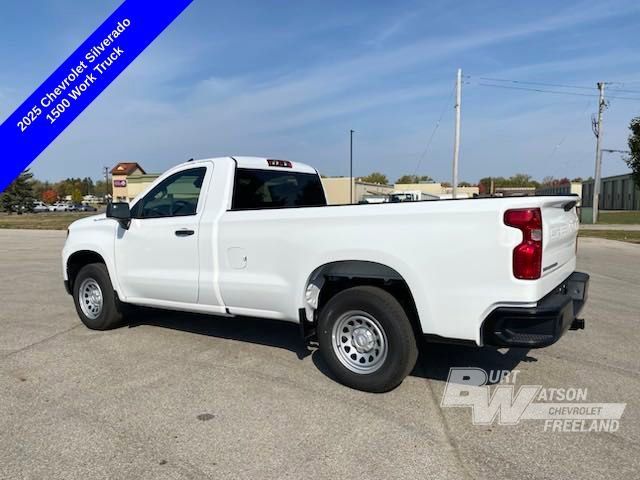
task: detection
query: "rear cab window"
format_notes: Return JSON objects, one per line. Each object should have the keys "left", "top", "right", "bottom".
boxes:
{"left": 232, "top": 168, "right": 326, "bottom": 209}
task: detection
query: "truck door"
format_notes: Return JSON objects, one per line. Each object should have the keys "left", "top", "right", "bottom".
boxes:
{"left": 114, "top": 165, "right": 209, "bottom": 304}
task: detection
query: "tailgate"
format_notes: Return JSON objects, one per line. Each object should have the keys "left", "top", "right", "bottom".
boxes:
{"left": 541, "top": 198, "right": 580, "bottom": 277}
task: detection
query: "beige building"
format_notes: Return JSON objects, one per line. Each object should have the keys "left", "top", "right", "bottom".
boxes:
{"left": 321, "top": 177, "right": 395, "bottom": 204}
{"left": 111, "top": 163, "right": 147, "bottom": 201}
{"left": 394, "top": 183, "right": 480, "bottom": 197}
{"left": 126, "top": 173, "right": 160, "bottom": 201}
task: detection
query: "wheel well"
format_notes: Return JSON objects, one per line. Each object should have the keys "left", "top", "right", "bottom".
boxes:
{"left": 67, "top": 251, "right": 106, "bottom": 291}
{"left": 306, "top": 261, "right": 422, "bottom": 336}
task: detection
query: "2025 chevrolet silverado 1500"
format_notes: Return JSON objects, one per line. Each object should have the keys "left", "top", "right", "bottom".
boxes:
{"left": 62, "top": 157, "right": 589, "bottom": 392}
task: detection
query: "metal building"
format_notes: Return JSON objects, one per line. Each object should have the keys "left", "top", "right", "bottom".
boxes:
{"left": 582, "top": 173, "right": 640, "bottom": 210}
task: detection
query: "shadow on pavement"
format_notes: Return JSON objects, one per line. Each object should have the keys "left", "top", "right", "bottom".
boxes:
{"left": 128, "top": 307, "right": 536, "bottom": 383}
{"left": 128, "top": 307, "right": 312, "bottom": 360}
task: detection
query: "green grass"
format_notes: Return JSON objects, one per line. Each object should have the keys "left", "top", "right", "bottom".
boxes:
{"left": 579, "top": 229, "right": 640, "bottom": 244}
{"left": 0, "top": 212, "right": 99, "bottom": 230}
{"left": 597, "top": 211, "right": 640, "bottom": 225}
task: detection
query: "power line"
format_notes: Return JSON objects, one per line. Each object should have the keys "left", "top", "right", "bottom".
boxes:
{"left": 478, "top": 82, "right": 597, "bottom": 97}
{"left": 476, "top": 82, "right": 640, "bottom": 100}
{"left": 475, "top": 76, "right": 640, "bottom": 94}
{"left": 546, "top": 98, "right": 594, "bottom": 175}
{"left": 605, "top": 87, "right": 640, "bottom": 94}
{"left": 412, "top": 83, "right": 455, "bottom": 176}
{"left": 478, "top": 76, "right": 595, "bottom": 91}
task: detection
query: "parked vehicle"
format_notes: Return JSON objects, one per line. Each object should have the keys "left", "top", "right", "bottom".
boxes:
{"left": 390, "top": 191, "right": 439, "bottom": 202}
{"left": 73, "top": 203, "right": 97, "bottom": 212}
{"left": 49, "top": 203, "right": 70, "bottom": 212}
{"left": 360, "top": 195, "right": 389, "bottom": 204}
{"left": 62, "top": 157, "right": 588, "bottom": 392}
{"left": 33, "top": 201, "right": 50, "bottom": 213}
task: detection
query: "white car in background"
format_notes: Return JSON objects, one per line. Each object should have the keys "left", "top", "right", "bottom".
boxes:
{"left": 32, "top": 201, "right": 49, "bottom": 213}
{"left": 49, "top": 203, "right": 71, "bottom": 212}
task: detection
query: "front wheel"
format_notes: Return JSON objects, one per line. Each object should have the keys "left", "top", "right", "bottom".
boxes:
{"left": 317, "top": 286, "right": 418, "bottom": 392}
{"left": 73, "top": 263, "right": 125, "bottom": 330}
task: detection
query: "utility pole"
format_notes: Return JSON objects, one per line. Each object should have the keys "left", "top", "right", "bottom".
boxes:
{"left": 592, "top": 82, "right": 606, "bottom": 224}
{"left": 350, "top": 129, "right": 354, "bottom": 204}
{"left": 103, "top": 166, "right": 110, "bottom": 202}
{"left": 452, "top": 68, "right": 462, "bottom": 199}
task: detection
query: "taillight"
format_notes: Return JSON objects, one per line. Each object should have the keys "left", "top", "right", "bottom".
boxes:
{"left": 504, "top": 208, "right": 542, "bottom": 280}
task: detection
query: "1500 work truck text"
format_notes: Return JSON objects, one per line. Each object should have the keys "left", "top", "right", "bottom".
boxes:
{"left": 63, "top": 157, "right": 589, "bottom": 392}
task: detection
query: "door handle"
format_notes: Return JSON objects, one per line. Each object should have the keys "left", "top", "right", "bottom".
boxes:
{"left": 175, "top": 229, "right": 195, "bottom": 237}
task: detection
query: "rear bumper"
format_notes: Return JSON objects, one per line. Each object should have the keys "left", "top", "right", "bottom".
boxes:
{"left": 481, "top": 272, "right": 589, "bottom": 348}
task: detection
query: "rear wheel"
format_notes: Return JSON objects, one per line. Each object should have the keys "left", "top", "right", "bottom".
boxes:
{"left": 317, "top": 286, "right": 418, "bottom": 392}
{"left": 73, "top": 263, "right": 125, "bottom": 330}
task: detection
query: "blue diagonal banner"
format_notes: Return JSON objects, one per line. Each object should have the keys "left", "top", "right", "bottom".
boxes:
{"left": 0, "top": 0, "right": 194, "bottom": 192}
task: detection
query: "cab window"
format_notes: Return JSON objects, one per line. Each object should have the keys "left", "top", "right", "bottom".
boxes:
{"left": 232, "top": 168, "right": 326, "bottom": 209}
{"left": 132, "top": 167, "right": 206, "bottom": 218}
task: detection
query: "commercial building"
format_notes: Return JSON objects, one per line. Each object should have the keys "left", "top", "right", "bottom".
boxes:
{"left": 394, "top": 182, "right": 479, "bottom": 198}
{"left": 111, "top": 163, "right": 147, "bottom": 201}
{"left": 581, "top": 173, "right": 640, "bottom": 210}
{"left": 535, "top": 182, "right": 582, "bottom": 197}
{"left": 320, "top": 177, "right": 394, "bottom": 204}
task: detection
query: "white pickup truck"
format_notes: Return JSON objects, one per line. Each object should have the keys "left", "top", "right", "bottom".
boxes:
{"left": 62, "top": 156, "right": 589, "bottom": 392}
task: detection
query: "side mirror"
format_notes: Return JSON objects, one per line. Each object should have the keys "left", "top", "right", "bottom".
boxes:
{"left": 106, "top": 202, "right": 131, "bottom": 229}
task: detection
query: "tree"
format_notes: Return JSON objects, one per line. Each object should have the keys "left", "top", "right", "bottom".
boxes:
{"left": 478, "top": 174, "right": 539, "bottom": 193}
{"left": 626, "top": 116, "right": 640, "bottom": 188}
{"left": 396, "top": 175, "right": 419, "bottom": 184}
{"left": 42, "top": 189, "right": 58, "bottom": 204}
{"left": 396, "top": 174, "right": 434, "bottom": 184}
{"left": 441, "top": 182, "right": 451, "bottom": 188}
{"left": 0, "top": 169, "right": 36, "bottom": 214}
{"left": 571, "top": 177, "right": 583, "bottom": 183}
{"left": 31, "top": 179, "right": 49, "bottom": 200}
{"left": 459, "top": 181, "right": 472, "bottom": 187}
{"left": 542, "top": 176, "right": 556, "bottom": 186}
{"left": 360, "top": 172, "right": 389, "bottom": 185}
{"left": 94, "top": 180, "right": 109, "bottom": 198}
{"left": 72, "top": 188, "right": 83, "bottom": 204}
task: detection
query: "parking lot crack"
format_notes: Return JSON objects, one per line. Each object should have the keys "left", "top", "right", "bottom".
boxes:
{"left": 1, "top": 324, "right": 81, "bottom": 359}
{"left": 420, "top": 362, "right": 474, "bottom": 479}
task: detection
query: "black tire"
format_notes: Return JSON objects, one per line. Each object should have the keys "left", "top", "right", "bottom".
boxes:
{"left": 317, "top": 286, "right": 418, "bottom": 393}
{"left": 73, "top": 263, "right": 125, "bottom": 330}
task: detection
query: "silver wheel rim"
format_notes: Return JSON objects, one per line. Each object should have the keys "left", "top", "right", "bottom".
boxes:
{"left": 331, "top": 310, "right": 388, "bottom": 374}
{"left": 78, "top": 277, "right": 103, "bottom": 320}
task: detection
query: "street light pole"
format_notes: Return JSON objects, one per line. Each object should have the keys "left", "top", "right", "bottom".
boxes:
{"left": 350, "top": 129, "right": 354, "bottom": 204}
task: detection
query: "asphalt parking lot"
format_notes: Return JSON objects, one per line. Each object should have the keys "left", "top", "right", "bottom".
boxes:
{"left": 0, "top": 229, "right": 638, "bottom": 479}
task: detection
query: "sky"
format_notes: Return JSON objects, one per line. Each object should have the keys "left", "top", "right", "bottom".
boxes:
{"left": 1, "top": 0, "right": 639, "bottom": 184}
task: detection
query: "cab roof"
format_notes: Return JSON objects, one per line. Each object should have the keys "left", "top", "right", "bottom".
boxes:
{"left": 232, "top": 156, "right": 318, "bottom": 174}
{"left": 178, "top": 156, "right": 318, "bottom": 175}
